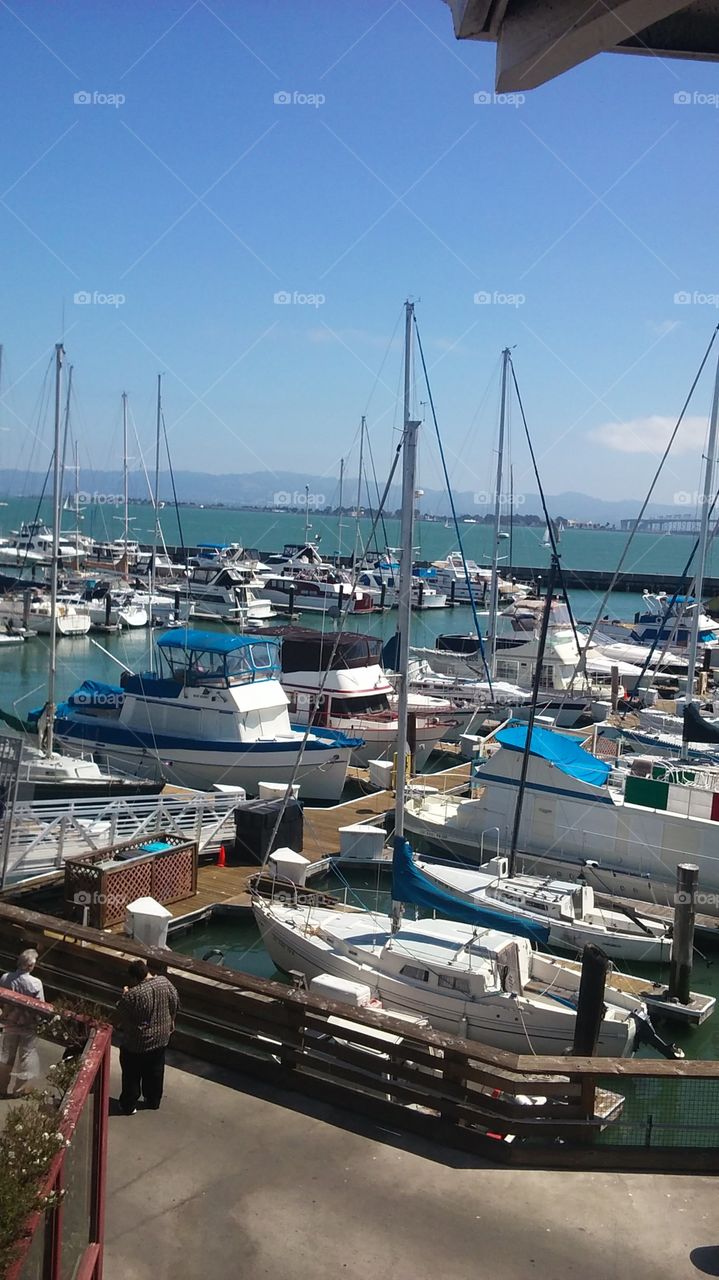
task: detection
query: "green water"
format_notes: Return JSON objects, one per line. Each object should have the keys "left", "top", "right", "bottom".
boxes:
{"left": 170, "top": 868, "right": 719, "bottom": 1061}
{"left": 1, "top": 495, "right": 714, "bottom": 581}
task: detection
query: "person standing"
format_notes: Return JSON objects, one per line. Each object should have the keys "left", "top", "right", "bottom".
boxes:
{"left": 0, "top": 949, "right": 45, "bottom": 1097}
{"left": 116, "top": 958, "right": 179, "bottom": 1115}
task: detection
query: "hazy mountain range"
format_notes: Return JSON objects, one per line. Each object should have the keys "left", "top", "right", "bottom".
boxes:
{"left": 0, "top": 469, "right": 692, "bottom": 523}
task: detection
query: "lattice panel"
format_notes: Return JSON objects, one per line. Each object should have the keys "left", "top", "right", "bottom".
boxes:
{"left": 103, "top": 862, "right": 153, "bottom": 927}
{"left": 152, "top": 849, "right": 195, "bottom": 903}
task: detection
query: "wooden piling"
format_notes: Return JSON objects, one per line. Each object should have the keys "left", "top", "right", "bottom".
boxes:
{"left": 669, "top": 862, "right": 699, "bottom": 1006}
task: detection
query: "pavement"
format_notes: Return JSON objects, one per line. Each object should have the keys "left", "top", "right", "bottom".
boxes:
{"left": 105, "top": 1048, "right": 719, "bottom": 1280}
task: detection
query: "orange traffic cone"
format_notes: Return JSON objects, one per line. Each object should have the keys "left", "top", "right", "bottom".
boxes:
{"left": 216, "top": 843, "right": 226, "bottom": 868}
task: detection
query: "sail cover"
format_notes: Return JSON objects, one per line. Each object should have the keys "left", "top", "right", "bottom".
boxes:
{"left": 683, "top": 702, "right": 719, "bottom": 745}
{"left": 391, "top": 838, "right": 550, "bottom": 945}
{"left": 496, "top": 722, "right": 611, "bottom": 788}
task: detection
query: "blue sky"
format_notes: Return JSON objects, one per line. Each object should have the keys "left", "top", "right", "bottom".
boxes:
{"left": 1, "top": 0, "right": 718, "bottom": 508}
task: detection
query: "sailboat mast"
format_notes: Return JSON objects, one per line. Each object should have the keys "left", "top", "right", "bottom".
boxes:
{"left": 337, "top": 456, "right": 344, "bottom": 562}
{"left": 487, "top": 348, "right": 510, "bottom": 674}
{"left": 686, "top": 351, "right": 719, "bottom": 705}
{"left": 148, "top": 374, "right": 161, "bottom": 669}
{"left": 122, "top": 391, "right": 129, "bottom": 547}
{"left": 394, "top": 301, "right": 419, "bottom": 846}
{"left": 46, "top": 343, "right": 64, "bottom": 757}
{"left": 353, "top": 416, "right": 365, "bottom": 564}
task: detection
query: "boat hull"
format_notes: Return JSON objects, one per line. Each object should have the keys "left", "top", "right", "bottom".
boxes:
{"left": 253, "top": 904, "right": 636, "bottom": 1057}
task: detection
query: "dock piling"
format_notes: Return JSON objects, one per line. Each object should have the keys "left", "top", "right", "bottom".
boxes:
{"left": 669, "top": 862, "right": 699, "bottom": 1006}
{"left": 572, "top": 944, "right": 609, "bottom": 1056}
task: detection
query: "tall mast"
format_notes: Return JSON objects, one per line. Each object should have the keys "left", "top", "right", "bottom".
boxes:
{"left": 487, "top": 348, "right": 510, "bottom": 674}
{"left": 46, "top": 343, "right": 64, "bottom": 757}
{"left": 392, "top": 301, "right": 419, "bottom": 926}
{"left": 122, "top": 391, "right": 129, "bottom": 547}
{"left": 354, "top": 416, "right": 365, "bottom": 565}
{"left": 148, "top": 374, "right": 161, "bottom": 669}
{"left": 686, "top": 351, "right": 719, "bottom": 706}
{"left": 303, "top": 484, "right": 310, "bottom": 545}
{"left": 337, "top": 456, "right": 344, "bottom": 562}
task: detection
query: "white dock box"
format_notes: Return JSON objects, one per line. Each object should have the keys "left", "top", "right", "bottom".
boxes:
{"left": 338, "top": 823, "right": 386, "bottom": 861}
{"left": 310, "top": 974, "right": 372, "bottom": 1008}
{"left": 258, "top": 780, "right": 301, "bottom": 802}
{"left": 268, "top": 847, "right": 310, "bottom": 885}
{"left": 368, "top": 758, "right": 394, "bottom": 790}
{"left": 125, "top": 896, "right": 172, "bottom": 949}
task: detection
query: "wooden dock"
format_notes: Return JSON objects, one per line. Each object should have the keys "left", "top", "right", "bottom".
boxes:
{"left": 165, "top": 756, "right": 471, "bottom": 919}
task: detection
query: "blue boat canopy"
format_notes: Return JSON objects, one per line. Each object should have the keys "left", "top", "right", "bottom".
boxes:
{"left": 157, "top": 629, "right": 272, "bottom": 654}
{"left": 391, "top": 839, "right": 550, "bottom": 945}
{"left": 496, "top": 722, "right": 611, "bottom": 788}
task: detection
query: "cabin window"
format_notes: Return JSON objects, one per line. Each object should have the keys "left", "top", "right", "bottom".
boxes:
{"left": 438, "top": 974, "right": 470, "bottom": 994}
{"left": 539, "top": 664, "right": 554, "bottom": 690}
{"left": 495, "top": 659, "right": 519, "bottom": 682}
{"left": 330, "top": 693, "right": 390, "bottom": 715}
{"left": 400, "top": 964, "right": 429, "bottom": 982}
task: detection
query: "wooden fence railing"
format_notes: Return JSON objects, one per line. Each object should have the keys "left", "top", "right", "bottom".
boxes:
{"left": 0, "top": 901, "right": 717, "bottom": 1170}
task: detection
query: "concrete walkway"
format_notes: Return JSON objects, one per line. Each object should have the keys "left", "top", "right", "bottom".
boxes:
{"left": 105, "top": 1048, "right": 718, "bottom": 1280}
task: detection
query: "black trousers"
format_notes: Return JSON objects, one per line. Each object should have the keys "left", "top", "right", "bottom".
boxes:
{"left": 119, "top": 1046, "right": 166, "bottom": 1112}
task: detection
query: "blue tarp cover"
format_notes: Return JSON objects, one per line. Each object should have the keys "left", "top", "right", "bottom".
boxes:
{"left": 496, "top": 721, "right": 611, "bottom": 788}
{"left": 391, "top": 839, "right": 550, "bottom": 945}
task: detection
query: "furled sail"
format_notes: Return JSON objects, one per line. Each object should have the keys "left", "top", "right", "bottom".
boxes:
{"left": 391, "top": 838, "right": 550, "bottom": 945}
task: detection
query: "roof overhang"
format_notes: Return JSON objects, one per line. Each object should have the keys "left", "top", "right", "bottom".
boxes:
{"left": 444, "top": 0, "right": 719, "bottom": 91}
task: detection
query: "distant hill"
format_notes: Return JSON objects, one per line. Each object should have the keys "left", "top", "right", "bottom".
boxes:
{"left": 0, "top": 468, "right": 686, "bottom": 523}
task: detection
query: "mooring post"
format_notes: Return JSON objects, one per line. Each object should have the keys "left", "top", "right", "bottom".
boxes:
{"left": 449, "top": 579, "right": 456, "bottom": 607}
{"left": 572, "top": 944, "right": 609, "bottom": 1056}
{"left": 610, "top": 664, "right": 620, "bottom": 713}
{"left": 23, "top": 588, "right": 32, "bottom": 630}
{"left": 668, "top": 862, "right": 698, "bottom": 1005}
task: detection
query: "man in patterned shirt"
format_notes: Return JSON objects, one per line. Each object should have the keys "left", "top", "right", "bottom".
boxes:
{"left": 116, "top": 958, "right": 179, "bottom": 1115}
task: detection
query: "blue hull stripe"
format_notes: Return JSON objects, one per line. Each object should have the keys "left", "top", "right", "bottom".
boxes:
{"left": 481, "top": 773, "right": 614, "bottom": 804}
{"left": 54, "top": 717, "right": 356, "bottom": 755}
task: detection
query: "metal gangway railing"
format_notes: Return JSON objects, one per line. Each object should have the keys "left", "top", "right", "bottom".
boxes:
{"left": 0, "top": 789, "right": 243, "bottom": 887}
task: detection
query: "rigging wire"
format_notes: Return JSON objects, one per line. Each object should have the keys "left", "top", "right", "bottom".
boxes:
{"left": 563, "top": 322, "right": 719, "bottom": 693}
{"left": 413, "top": 317, "right": 493, "bottom": 689}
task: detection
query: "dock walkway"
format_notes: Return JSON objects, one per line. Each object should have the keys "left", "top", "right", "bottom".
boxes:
{"left": 166, "top": 758, "right": 470, "bottom": 919}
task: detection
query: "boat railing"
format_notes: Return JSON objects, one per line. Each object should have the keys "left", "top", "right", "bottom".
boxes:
{"left": 480, "top": 826, "right": 501, "bottom": 862}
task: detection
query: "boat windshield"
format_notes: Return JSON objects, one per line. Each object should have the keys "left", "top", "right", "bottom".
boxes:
{"left": 158, "top": 637, "right": 280, "bottom": 686}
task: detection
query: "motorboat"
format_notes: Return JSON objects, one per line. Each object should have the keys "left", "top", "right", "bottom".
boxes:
{"left": 271, "top": 627, "right": 466, "bottom": 768}
{"left": 49, "top": 628, "right": 361, "bottom": 800}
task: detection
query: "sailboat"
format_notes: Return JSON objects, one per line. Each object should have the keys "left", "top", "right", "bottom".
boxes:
{"left": 252, "top": 303, "right": 672, "bottom": 1058}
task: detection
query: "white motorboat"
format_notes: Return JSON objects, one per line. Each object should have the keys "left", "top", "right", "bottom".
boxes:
{"left": 274, "top": 626, "right": 465, "bottom": 768}
{"left": 51, "top": 628, "right": 360, "bottom": 800}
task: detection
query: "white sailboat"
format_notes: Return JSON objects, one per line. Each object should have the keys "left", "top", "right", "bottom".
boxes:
{"left": 253, "top": 303, "right": 670, "bottom": 1059}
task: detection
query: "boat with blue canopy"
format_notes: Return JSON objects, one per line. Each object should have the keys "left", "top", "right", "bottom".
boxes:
{"left": 48, "top": 629, "right": 362, "bottom": 800}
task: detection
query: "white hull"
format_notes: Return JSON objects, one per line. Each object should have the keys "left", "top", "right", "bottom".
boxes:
{"left": 63, "top": 738, "right": 350, "bottom": 801}
{"left": 253, "top": 903, "right": 637, "bottom": 1057}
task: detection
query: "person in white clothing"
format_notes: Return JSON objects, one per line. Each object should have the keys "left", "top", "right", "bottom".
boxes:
{"left": 0, "top": 949, "right": 45, "bottom": 1097}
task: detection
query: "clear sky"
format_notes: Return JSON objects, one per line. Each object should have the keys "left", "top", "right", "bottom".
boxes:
{"left": 1, "top": 0, "right": 718, "bottom": 509}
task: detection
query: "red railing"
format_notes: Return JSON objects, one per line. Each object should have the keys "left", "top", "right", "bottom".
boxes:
{"left": 2, "top": 988, "right": 111, "bottom": 1280}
